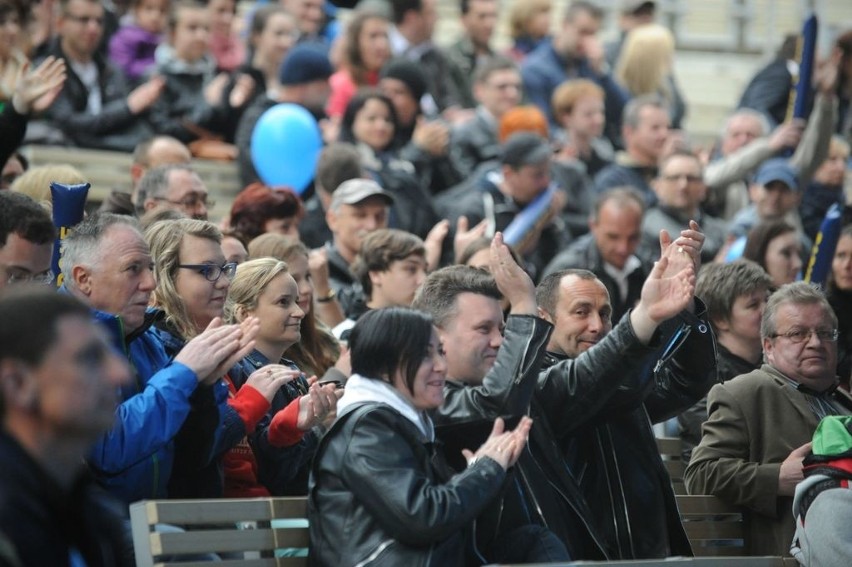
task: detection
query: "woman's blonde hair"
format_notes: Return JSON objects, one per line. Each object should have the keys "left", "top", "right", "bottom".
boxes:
{"left": 508, "top": 0, "right": 552, "bottom": 39}
{"left": 247, "top": 234, "right": 339, "bottom": 375}
{"left": 10, "top": 164, "right": 86, "bottom": 205}
{"left": 615, "top": 24, "right": 674, "bottom": 99}
{"left": 224, "top": 257, "right": 290, "bottom": 324}
{"left": 146, "top": 218, "right": 222, "bottom": 340}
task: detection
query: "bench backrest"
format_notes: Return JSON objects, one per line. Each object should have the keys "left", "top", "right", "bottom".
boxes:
{"left": 656, "top": 436, "right": 687, "bottom": 495}
{"left": 677, "top": 494, "right": 748, "bottom": 557}
{"left": 130, "top": 497, "right": 309, "bottom": 567}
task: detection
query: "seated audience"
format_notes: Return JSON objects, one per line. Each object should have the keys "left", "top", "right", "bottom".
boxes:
{"left": 335, "top": 228, "right": 427, "bottom": 337}
{"left": 643, "top": 150, "right": 727, "bottom": 262}
{"left": 207, "top": 0, "right": 244, "bottom": 72}
{"left": 742, "top": 219, "right": 803, "bottom": 288}
{"left": 505, "top": 0, "right": 551, "bottom": 62}
{"left": 326, "top": 9, "right": 391, "bottom": 120}
{"left": 594, "top": 95, "right": 671, "bottom": 205}
{"left": 678, "top": 260, "right": 771, "bottom": 462}
{"left": 308, "top": 306, "right": 534, "bottom": 565}
{"left": 452, "top": 55, "right": 523, "bottom": 177}
{"left": 0, "top": 191, "right": 55, "bottom": 291}
{"left": 147, "top": 0, "right": 231, "bottom": 145}
{"left": 521, "top": 0, "right": 627, "bottom": 143}
{"left": 62, "top": 213, "right": 256, "bottom": 503}
{"left": 42, "top": 0, "right": 163, "bottom": 151}
{"left": 544, "top": 188, "right": 652, "bottom": 323}
{"left": 224, "top": 257, "right": 339, "bottom": 496}
{"left": 686, "top": 282, "right": 852, "bottom": 557}
{"left": 614, "top": 23, "right": 686, "bottom": 129}
{"left": 228, "top": 183, "right": 304, "bottom": 243}
{"left": 299, "top": 142, "right": 367, "bottom": 249}
{"left": 108, "top": 0, "right": 167, "bottom": 84}
{"left": 235, "top": 42, "right": 332, "bottom": 187}
{"left": 101, "top": 135, "right": 193, "bottom": 216}
{"left": 379, "top": 59, "right": 464, "bottom": 195}
{"left": 247, "top": 233, "right": 344, "bottom": 368}
{"left": 827, "top": 226, "right": 852, "bottom": 387}
{"left": 322, "top": 178, "right": 393, "bottom": 318}
{"left": 799, "top": 135, "right": 850, "bottom": 241}
{"left": 444, "top": 0, "right": 498, "bottom": 108}
{"left": 551, "top": 78, "right": 613, "bottom": 177}
{"left": 136, "top": 163, "right": 212, "bottom": 220}
{"left": 339, "top": 91, "right": 438, "bottom": 238}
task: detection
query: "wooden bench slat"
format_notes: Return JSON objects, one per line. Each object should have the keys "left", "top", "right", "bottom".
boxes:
{"left": 153, "top": 559, "right": 282, "bottom": 567}
{"left": 677, "top": 495, "right": 743, "bottom": 515}
{"left": 142, "top": 498, "right": 305, "bottom": 524}
{"left": 683, "top": 521, "right": 746, "bottom": 539}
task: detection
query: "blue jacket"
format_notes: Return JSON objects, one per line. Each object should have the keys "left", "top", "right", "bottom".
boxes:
{"left": 521, "top": 40, "right": 629, "bottom": 146}
{"left": 150, "top": 318, "right": 235, "bottom": 498}
{"left": 86, "top": 307, "right": 199, "bottom": 504}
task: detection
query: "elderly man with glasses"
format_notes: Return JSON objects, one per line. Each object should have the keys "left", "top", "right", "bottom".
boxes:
{"left": 136, "top": 163, "right": 213, "bottom": 220}
{"left": 0, "top": 192, "right": 55, "bottom": 290}
{"left": 686, "top": 281, "right": 852, "bottom": 558}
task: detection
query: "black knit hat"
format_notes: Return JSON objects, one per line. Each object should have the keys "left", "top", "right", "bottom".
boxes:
{"left": 379, "top": 58, "right": 428, "bottom": 101}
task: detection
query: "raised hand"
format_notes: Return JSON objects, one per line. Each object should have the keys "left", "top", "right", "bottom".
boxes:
{"left": 453, "top": 216, "right": 488, "bottom": 262}
{"left": 768, "top": 119, "right": 805, "bottom": 152}
{"left": 659, "top": 219, "right": 704, "bottom": 278}
{"left": 424, "top": 219, "right": 449, "bottom": 271}
{"left": 229, "top": 74, "right": 256, "bottom": 108}
{"left": 11, "top": 57, "right": 66, "bottom": 114}
{"left": 489, "top": 232, "right": 535, "bottom": 315}
{"left": 630, "top": 256, "right": 696, "bottom": 343}
{"left": 244, "top": 364, "right": 300, "bottom": 402}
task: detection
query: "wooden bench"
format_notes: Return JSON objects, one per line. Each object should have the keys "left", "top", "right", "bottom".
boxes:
{"left": 129, "top": 497, "right": 309, "bottom": 567}
{"left": 656, "top": 436, "right": 687, "bottom": 495}
{"left": 676, "top": 494, "right": 751, "bottom": 557}
{"left": 19, "top": 144, "right": 242, "bottom": 221}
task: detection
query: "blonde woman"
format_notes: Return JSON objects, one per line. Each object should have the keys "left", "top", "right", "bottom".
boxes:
{"left": 224, "top": 258, "right": 339, "bottom": 496}
{"left": 506, "top": 0, "right": 552, "bottom": 62}
{"left": 615, "top": 23, "right": 686, "bottom": 129}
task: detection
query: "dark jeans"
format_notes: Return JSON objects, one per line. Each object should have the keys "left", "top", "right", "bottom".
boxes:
{"left": 488, "top": 525, "right": 571, "bottom": 563}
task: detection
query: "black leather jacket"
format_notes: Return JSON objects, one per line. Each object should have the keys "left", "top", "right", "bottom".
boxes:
{"left": 546, "top": 304, "right": 717, "bottom": 559}
{"left": 308, "top": 404, "right": 506, "bottom": 567}
{"left": 434, "top": 315, "right": 613, "bottom": 561}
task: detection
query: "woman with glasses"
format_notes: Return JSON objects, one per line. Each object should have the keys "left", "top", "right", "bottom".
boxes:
{"left": 223, "top": 258, "right": 339, "bottom": 496}
{"left": 145, "top": 218, "right": 315, "bottom": 498}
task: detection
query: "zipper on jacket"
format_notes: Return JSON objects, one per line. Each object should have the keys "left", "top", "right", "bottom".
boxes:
{"left": 352, "top": 539, "right": 394, "bottom": 567}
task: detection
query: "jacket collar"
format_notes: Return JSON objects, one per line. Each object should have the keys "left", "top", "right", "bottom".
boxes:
{"left": 339, "top": 373, "right": 434, "bottom": 441}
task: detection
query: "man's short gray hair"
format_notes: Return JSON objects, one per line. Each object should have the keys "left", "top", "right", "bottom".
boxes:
{"left": 63, "top": 213, "right": 141, "bottom": 289}
{"left": 721, "top": 108, "right": 770, "bottom": 140}
{"left": 136, "top": 164, "right": 196, "bottom": 211}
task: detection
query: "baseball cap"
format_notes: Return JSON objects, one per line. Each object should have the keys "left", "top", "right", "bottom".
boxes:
{"left": 330, "top": 179, "right": 395, "bottom": 210}
{"left": 500, "top": 132, "right": 553, "bottom": 168}
{"left": 754, "top": 158, "right": 800, "bottom": 191}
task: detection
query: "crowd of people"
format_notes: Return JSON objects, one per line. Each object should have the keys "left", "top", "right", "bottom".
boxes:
{"left": 1, "top": 0, "right": 852, "bottom": 565}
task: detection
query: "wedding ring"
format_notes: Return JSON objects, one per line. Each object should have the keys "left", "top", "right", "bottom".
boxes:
{"left": 677, "top": 246, "right": 685, "bottom": 254}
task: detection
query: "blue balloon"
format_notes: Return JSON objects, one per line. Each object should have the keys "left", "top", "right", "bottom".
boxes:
{"left": 251, "top": 103, "right": 322, "bottom": 194}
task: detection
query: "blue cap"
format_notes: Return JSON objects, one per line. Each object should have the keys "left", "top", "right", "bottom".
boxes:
{"left": 279, "top": 43, "right": 333, "bottom": 86}
{"left": 754, "top": 158, "right": 799, "bottom": 191}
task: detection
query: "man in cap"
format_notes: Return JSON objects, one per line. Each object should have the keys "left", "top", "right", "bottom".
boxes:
{"left": 235, "top": 43, "right": 333, "bottom": 187}
{"left": 323, "top": 178, "right": 394, "bottom": 317}
{"left": 728, "top": 157, "right": 806, "bottom": 242}
{"left": 442, "top": 132, "right": 569, "bottom": 275}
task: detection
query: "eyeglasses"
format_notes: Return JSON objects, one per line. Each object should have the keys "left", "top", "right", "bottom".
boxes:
{"left": 662, "top": 173, "right": 703, "bottom": 183}
{"left": 153, "top": 194, "right": 215, "bottom": 209}
{"left": 3, "top": 268, "right": 54, "bottom": 286}
{"left": 178, "top": 263, "right": 237, "bottom": 282}
{"left": 770, "top": 328, "right": 839, "bottom": 343}
{"left": 64, "top": 14, "right": 104, "bottom": 26}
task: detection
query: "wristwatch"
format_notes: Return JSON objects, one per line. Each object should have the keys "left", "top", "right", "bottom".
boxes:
{"left": 316, "top": 288, "right": 337, "bottom": 303}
